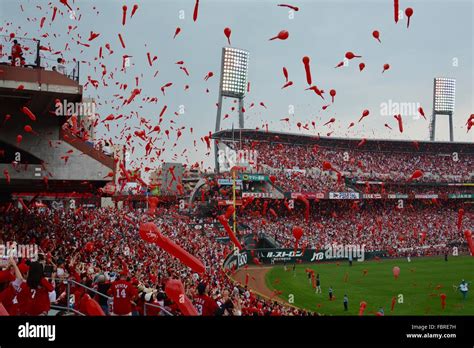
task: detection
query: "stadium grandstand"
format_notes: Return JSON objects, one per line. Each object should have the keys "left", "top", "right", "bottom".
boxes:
{"left": 212, "top": 129, "right": 474, "bottom": 198}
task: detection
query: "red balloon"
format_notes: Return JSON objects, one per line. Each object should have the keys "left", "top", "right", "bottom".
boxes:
{"left": 372, "top": 30, "right": 381, "bottom": 43}
{"left": 418, "top": 107, "right": 426, "bottom": 119}
{"left": 139, "top": 222, "right": 160, "bottom": 243}
{"left": 224, "top": 205, "right": 235, "bottom": 220}
{"left": 131, "top": 4, "right": 139, "bottom": 18}
{"left": 122, "top": 5, "right": 127, "bottom": 26}
{"left": 292, "top": 226, "right": 303, "bottom": 241}
{"left": 173, "top": 27, "right": 181, "bottom": 39}
{"left": 269, "top": 175, "right": 276, "bottom": 184}
{"left": 382, "top": 63, "right": 390, "bottom": 73}
{"left": 277, "top": 4, "right": 299, "bottom": 11}
{"left": 269, "top": 30, "right": 289, "bottom": 41}
{"left": 218, "top": 215, "right": 243, "bottom": 250}
{"left": 394, "top": 0, "right": 399, "bottom": 23}
{"left": 139, "top": 223, "right": 206, "bottom": 274}
{"left": 464, "top": 230, "right": 474, "bottom": 256}
{"left": 323, "top": 117, "right": 335, "bottom": 126}
{"left": 16, "top": 135, "right": 22, "bottom": 143}
{"left": 394, "top": 114, "right": 403, "bottom": 133}
{"left": 224, "top": 27, "right": 232, "bottom": 45}
{"left": 359, "top": 62, "right": 365, "bottom": 71}
{"left": 282, "top": 67, "right": 289, "bottom": 82}
{"left": 21, "top": 107, "right": 37, "bottom": 121}
{"left": 176, "top": 183, "right": 184, "bottom": 195}
{"left": 59, "top": 0, "right": 72, "bottom": 11}
{"left": 302, "top": 56, "right": 312, "bottom": 85}
{"left": 345, "top": 51, "right": 362, "bottom": 59}
{"left": 277, "top": 30, "right": 289, "bottom": 40}
{"left": 440, "top": 293, "right": 447, "bottom": 309}
{"left": 392, "top": 266, "right": 400, "bottom": 279}
{"left": 84, "top": 242, "right": 94, "bottom": 253}
{"left": 80, "top": 294, "right": 105, "bottom": 316}
{"left": 296, "top": 195, "right": 309, "bottom": 222}
{"left": 359, "top": 109, "right": 370, "bottom": 123}
{"left": 147, "top": 196, "right": 159, "bottom": 215}
{"left": 322, "top": 161, "right": 333, "bottom": 171}
{"left": 193, "top": 0, "right": 199, "bottom": 22}
{"left": 409, "top": 170, "right": 423, "bottom": 181}
{"left": 24, "top": 125, "right": 33, "bottom": 133}
{"left": 405, "top": 7, "right": 414, "bottom": 28}
{"left": 329, "top": 89, "right": 336, "bottom": 103}
{"left": 165, "top": 279, "right": 198, "bottom": 316}
{"left": 358, "top": 301, "right": 367, "bottom": 316}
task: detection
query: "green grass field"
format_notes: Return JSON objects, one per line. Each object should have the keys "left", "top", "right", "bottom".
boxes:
{"left": 265, "top": 256, "right": 474, "bottom": 315}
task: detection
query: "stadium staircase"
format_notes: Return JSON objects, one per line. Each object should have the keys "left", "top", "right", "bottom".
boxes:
{"left": 60, "top": 128, "right": 115, "bottom": 170}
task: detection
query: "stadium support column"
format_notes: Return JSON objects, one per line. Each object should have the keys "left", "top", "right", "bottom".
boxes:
{"left": 449, "top": 114, "right": 454, "bottom": 142}
{"left": 238, "top": 98, "right": 244, "bottom": 129}
{"left": 430, "top": 79, "right": 436, "bottom": 141}
{"left": 430, "top": 113, "right": 436, "bottom": 141}
{"left": 215, "top": 93, "right": 223, "bottom": 173}
{"left": 214, "top": 49, "right": 225, "bottom": 174}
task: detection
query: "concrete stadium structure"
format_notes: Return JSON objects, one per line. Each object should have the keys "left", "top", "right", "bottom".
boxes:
{"left": 0, "top": 64, "right": 114, "bottom": 200}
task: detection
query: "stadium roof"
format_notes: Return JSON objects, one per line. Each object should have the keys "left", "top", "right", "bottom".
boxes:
{"left": 213, "top": 129, "right": 474, "bottom": 154}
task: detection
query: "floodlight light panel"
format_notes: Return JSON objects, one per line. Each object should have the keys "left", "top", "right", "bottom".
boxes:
{"left": 434, "top": 78, "right": 456, "bottom": 113}
{"left": 221, "top": 47, "right": 249, "bottom": 98}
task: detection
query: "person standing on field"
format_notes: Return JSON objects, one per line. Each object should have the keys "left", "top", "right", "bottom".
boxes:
{"left": 316, "top": 273, "right": 321, "bottom": 294}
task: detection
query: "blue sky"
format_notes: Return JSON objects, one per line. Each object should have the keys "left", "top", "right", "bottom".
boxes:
{"left": 1, "top": 0, "right": 472, "bottom": 173}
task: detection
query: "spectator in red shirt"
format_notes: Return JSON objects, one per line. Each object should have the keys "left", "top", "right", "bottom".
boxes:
{"left": 0, "top": 268, "right": 15, "bottom": 284}
{"left": 10, "top": 40, "right": 24, "bottom": 66}
{"left": 108, "top": 271, "right": 137, "bottom": 316}
{"left": 5, "top": 259, "right": 54, "bottom": 316}
{"left": 193, "top": 282, "right": 218, "bottom": 316}
{"left": 0, "top": 261, "right": 24, "bottom": 316}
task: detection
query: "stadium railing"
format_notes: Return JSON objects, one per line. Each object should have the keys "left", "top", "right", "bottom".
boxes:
{"left": 0, "top": 35, "right": 80, "bottom": 83}
{"left": 40, "top": 56, "right": 80, "bottom": 82}
{"left": 143, "top": 302, "right": 173, "bottom": 316}
{"left": 47, "top": 277, "right": 173, "bottom": 316}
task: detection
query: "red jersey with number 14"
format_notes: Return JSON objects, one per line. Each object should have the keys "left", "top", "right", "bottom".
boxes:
{"left": 108, "top": 280, "right": 136, "bottom": 315}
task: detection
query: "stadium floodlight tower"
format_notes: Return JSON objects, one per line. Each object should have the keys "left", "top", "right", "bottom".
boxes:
{"left": 430, "top": 77, "right": 456, "bottom": 141}
{"left": 214, "top": 46, "right": 249, "bottom": 173}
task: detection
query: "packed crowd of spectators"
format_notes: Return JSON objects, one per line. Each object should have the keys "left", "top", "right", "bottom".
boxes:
{"left": 0, "top": 206, "right": 307, "bottom": 317}
{"left": 352, "top": 183, "right": 474, "bottom": 196}
{"left": 1, "top": 198, "right": 470, "bottom": 317}
{"left": 234, "top": 141, "right": 473, "bottom": 193}
{"left": 274, "top": 171, "right": 344, "bottom": 193}
{"left": 240, "top": 201, "right": 472, "bottom": 256}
